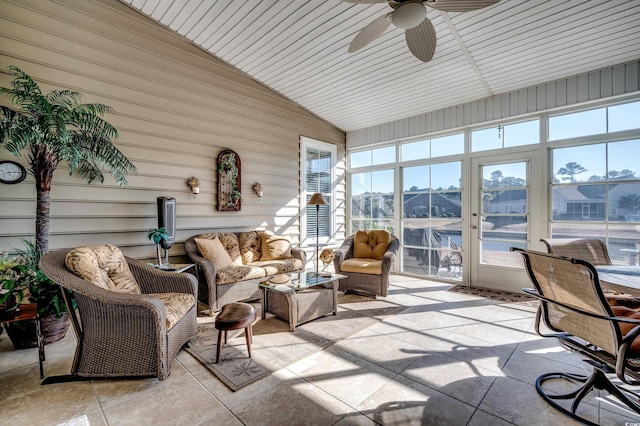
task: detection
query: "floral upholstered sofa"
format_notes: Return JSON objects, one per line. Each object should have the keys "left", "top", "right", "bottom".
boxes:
{"left": 184, "top": 231, "right": 306, "bottom": 314}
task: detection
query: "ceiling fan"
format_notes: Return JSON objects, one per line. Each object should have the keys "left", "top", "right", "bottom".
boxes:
{"left": 341, "top": 0, "right": 501, "bottom": 62}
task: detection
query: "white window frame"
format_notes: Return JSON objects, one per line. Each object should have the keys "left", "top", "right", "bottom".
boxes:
{"left": 301, "top": 136, "right": 337, "bottom": 244}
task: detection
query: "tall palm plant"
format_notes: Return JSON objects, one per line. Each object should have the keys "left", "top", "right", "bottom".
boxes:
{"left": 0, "top": 66, "right": 136, "bottom": 253}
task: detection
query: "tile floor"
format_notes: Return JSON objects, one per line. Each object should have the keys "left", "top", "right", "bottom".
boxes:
{"left": 2, "top": 276, "right": 640, "bottom": 425}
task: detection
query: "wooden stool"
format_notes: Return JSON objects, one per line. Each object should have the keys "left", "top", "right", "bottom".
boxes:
{"left": 214, "top": 302, "right": 256, "bottom": 363}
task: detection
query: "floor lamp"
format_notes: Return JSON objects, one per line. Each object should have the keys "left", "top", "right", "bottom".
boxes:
{"left": 308, "top": 192, "right": 329, "bottom": 275}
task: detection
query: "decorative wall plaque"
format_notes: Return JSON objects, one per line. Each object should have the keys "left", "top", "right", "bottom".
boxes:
{"left": 217, "top": 149, "right": 241, "bottom": 211}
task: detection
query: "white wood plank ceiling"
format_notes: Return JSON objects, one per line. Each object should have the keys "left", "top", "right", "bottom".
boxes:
{"left": 120, "top": 0, "right": 640, "bottom": 132}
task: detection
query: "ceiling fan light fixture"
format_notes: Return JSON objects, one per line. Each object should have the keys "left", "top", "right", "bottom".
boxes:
{"left": 391, "top": 2, "right": 426, "bottom": 29}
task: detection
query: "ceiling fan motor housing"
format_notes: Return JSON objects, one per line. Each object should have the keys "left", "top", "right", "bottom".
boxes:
{"left": 391, "top": 2, "right": 427, "bottom": 29}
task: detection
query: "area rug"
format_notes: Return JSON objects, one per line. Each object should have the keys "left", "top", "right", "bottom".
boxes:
{"left": 448, "top": 285, "right": 539, "bottom": 307}
{"left": 186, "top": 293, "right": 406, "bottom": 391}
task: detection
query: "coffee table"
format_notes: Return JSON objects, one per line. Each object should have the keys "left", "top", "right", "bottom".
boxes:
{"left": 255, "top": 272, "right": 346, "bottom": 331}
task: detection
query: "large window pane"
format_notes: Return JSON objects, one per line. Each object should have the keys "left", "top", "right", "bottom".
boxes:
{"left": 432, "top": 162, "right": 461, "bottom": 190}
{"left": 608, "top": 224, "right": 640, "bottom": 265}
{"left": 403, "top": 165, "right": 429, "bottom": 191}
{"left": 608, "top": 140, "right": 640, "bottom": 181}
{"left": 431, "top": 133, "right": 464, "bottom": 157}
{"left": 609, "top": 101, "right": 640, "bottom": 132}
{"left": 549, "top": 107, "right": 607, "bottom": 140}
{"left": 483, "top": 162, "right": 527, "bottom": 188}
{"left": 350, "top": 150, "right": 371, "bottom": 168}
{"left": 503, "top": 119, "right": 539, "bottom": 147}
{"left": 610, "top": 182, "right": 640, "bottom": 222}
{"left": 372, "top": 169, "right": 394, "bottom": 194}
{"left": 472, "top": 127, "right": 501, "bottom": 152}
{"left": 351, "top": 172, "right": 371, "bottom": 196}
{"left": 402, "top": 139, "right": 429, "bottom": 162}
{"left": 373, "top": 146, "right": 395, "bottom": 165}
{"left": 553, "top": 144, "right": 606, "bottom": 183}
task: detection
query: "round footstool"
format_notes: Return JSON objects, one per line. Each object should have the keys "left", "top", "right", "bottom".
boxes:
{"left": 214, "top": 302, "right": 256, "bottom": 363}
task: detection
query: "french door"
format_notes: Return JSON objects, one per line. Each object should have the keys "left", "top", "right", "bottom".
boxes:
{"left": 469, "top": 151, "right": 543, "bottom": 291}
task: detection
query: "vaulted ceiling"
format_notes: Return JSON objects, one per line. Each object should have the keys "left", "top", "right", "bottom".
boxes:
{"left": 120, "top": 0, "right": 640, "bottom": 132}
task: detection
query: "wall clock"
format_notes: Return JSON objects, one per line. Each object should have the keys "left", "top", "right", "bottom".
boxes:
{"left": 0, "top": 160, "right": 27, "bottom": 184}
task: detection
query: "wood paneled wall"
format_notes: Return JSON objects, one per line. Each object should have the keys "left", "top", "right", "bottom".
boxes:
{"left": 0, "top": 0, "right": 346, "bottom": 262}
{"left": 347, "top": 60, "right": 640, "bottom": 147}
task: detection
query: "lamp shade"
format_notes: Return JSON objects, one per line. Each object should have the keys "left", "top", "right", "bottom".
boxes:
{"left": 308, "top": 192, "right": 329, "bottom": 205}
{"left": 391, "top": 2, "right": 426, "bottom": 29}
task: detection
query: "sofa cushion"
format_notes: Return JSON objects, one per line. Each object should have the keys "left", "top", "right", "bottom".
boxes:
{"left": 65, "top": 245, "right": 141, "bottom": 294}
{"left": 216, "top": 265, "right": 266, "bottom": 285}
{"left": 239, "top": 231, "right": 262, "bottom": 264}
{"left": 196, "top": 232, "right": 242, "bottom": 266}
{"left": 247, "top": 258, "right": 303, "bottom": 276}
{"left": 150, "top": 292, "right": 195, "bottom": 330}
{"left": 339, "top": 258, "right": 383, "bottom": 275}
{"left": 353, "top": 229, "right": 390, "bottom": 260}
{"left": 195, "top": 237, "right": 234, "bottom": 268}
{"left": 260, "top": 232, "right": 293, "bottom": 261}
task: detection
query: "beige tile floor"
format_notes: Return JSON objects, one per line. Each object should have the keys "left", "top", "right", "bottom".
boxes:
{"left": 2, "top": 275, "right": 640, "bottom": 425}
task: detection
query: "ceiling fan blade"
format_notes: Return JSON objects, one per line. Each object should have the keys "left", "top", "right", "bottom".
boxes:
{"left": 405, "top": 17, "right": 437, "bottom": 62}
{"left": 339, "top": 0, "right": 387, "bottom": 3}
{"left": 348, "top": 14, "right": 392, "bottom": 53}
{"left": 427, "top": 0, "right": 501, "bottom": 12}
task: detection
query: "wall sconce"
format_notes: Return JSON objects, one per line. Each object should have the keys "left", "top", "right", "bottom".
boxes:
{"left": 186, "top": 176, "right": 200, "bottom": 198}
{"left": 252, "top": 182, "right": 263, "bottom": 201}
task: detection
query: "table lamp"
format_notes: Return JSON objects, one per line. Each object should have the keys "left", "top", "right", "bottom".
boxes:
{"left": 308, "top": 192, "right": 329, "bottom": 275}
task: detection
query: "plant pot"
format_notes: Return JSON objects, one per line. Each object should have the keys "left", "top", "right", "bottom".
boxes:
{"left": 0, "top": 293, "right": 20, "bottom": 319}
{"left": 5, "top": 312, "right": 70, "bottom": 349}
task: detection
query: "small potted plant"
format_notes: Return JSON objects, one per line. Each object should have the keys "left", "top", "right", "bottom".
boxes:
{"left": 147, "top": 227, "right": 169, "bottom": 267}
{"left": 230, "top": 188, "right": 243, "bottom": 206}
{"left": 0, "top": 252, "right": 27, "bottom": 317}
{"left": 4, "top": 239, "right": 73, "bottom": 348}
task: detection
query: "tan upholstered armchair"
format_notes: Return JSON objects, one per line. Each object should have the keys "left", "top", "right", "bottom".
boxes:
{"left": 513, "top": 248, "right": 640, "bottom": 424}
{"left": 333, "top": 229, "right": 399, "bottom": 297}
{"left": 40, "top": 245, "right": 197, "bottom": 382}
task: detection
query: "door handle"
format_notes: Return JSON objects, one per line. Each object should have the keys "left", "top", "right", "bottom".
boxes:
{"left": 472, "top": 225, "right": 477, "bottom": 229}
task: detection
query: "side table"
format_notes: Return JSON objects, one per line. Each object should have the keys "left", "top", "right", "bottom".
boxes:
{"left": 0, "top": 303, "right": 44, "bottom": 378}
{"left": 149, "top": 263, "right": 195, "bottom": 273}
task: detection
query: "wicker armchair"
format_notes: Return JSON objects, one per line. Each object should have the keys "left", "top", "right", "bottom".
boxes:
{"left": 40, "top": 247, "right": 197, "bottom": 382}
{"left": 333, "top": 230, "right": 399, "bottom": 297}
{"left": 514, "top": 248, "right": 640, "bottom": 424}
{"left": 540, "top": 238, "right": 611, "bottom": 265}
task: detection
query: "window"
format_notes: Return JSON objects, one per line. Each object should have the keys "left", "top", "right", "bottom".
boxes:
{"left": 471, "top": 119, "right": 539, "bottom": 152}
{"left": 351, "top": 169, "right": 395, "bottom": 232}
{"left": 401, "top": 161, "right": 462, "bottom": 280}
{"left": 551, "top": 139, "right": 640, "bottom": 263}
{"left": 401, "top": 132, "right": 463, "bottom": 161}
{"left": 549, "top": 100, "right": 640, "bottom": 141}
{"left": 349, "top": 145, "right": 395, "bottom": 168}
{"left": 301, "top": 137, "right": 336, "bottom": 243}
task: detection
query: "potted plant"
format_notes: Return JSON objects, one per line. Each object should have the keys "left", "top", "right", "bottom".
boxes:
{"left": 230, "top": 188, "right": 243, "bottom": 205}
{"left": 147, "top": 227, "right": 169, "bottom": 267}
{"left": 0, "top": 252, "right": 27, "bottom": 316}
{"left": 4, "top": 239, "right": 74, "bottom": 348}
